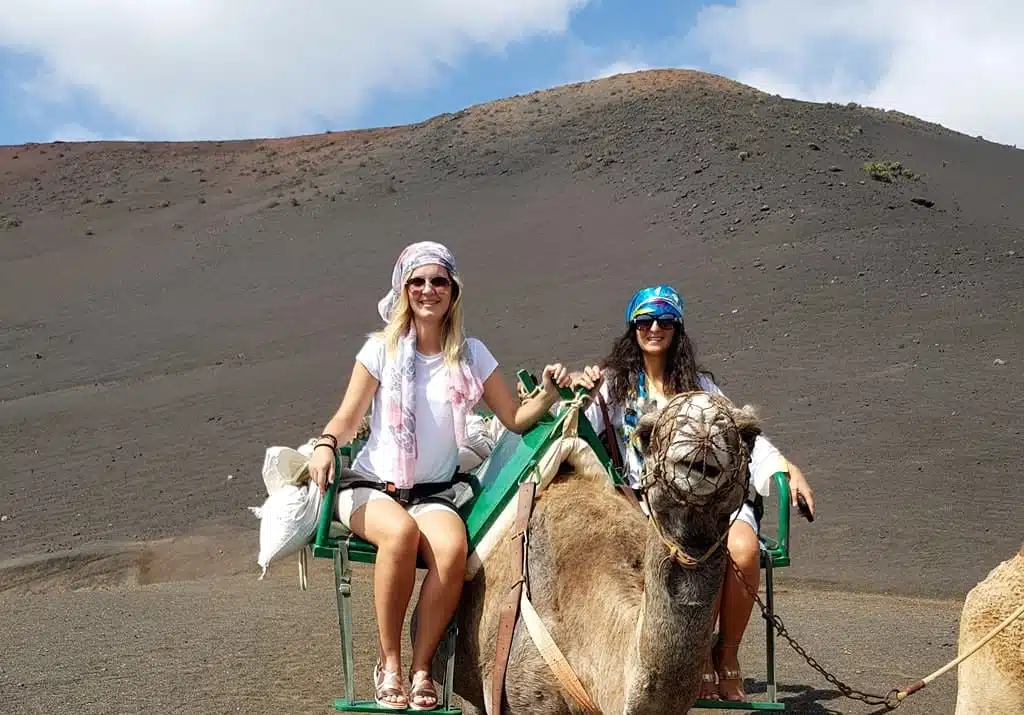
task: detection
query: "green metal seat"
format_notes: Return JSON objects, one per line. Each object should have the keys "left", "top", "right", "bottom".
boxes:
{"left": 309, "top": 370, "right": 793, "bottom": 713}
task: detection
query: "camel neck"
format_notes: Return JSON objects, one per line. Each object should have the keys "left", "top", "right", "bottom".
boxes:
{"left": 633, "top": 505, "right": 726, "bottom": 704}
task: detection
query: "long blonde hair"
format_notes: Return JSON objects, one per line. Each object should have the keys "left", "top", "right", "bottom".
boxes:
{"left": 374, "top": 272, "right": 467, "bottom": 365}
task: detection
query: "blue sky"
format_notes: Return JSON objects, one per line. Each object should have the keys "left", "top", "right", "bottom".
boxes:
{"left": 1, "top": 0, "right": 1021, "bottom": 148}
{"left": 348, "top": 0, "right": 701, "bottom": 133}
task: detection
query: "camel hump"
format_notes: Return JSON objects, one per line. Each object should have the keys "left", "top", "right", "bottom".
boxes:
{"left": 955, "top": 545, "right": 1024, "bottom": 714}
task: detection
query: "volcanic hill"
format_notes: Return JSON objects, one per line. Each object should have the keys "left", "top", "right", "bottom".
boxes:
{"left": 1, "top": 69, "right": 1021, "bottom": 600}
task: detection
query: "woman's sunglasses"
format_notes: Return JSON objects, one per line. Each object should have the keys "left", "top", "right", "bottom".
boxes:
{"left": 633, "top": 315, "right": 680, "bottom": 331}
{"left": 406, "top": 276, "right": 452, "bottom": 290}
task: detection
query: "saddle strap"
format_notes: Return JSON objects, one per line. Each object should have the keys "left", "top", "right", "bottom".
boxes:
{"left": 597, "top": 391, "right": 623, "bottom": 475}
{"left": 491, "top": 479, "right": 536, "bottom": 715}
{"left": 490, "top": 479, "right": 602, "bottom": 714}
{"left": 616, "top": 483, "right": 644, "bottom": 513}
{"left": 518, "top": 592, "right": 602, "bottom": 713}
{"left": 598, "top": 393, "right": 644, "bottom": 515}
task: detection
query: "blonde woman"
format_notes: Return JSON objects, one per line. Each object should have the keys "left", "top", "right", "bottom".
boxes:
{"left": 307, "top": 241, "right": 571, "bottom": 710}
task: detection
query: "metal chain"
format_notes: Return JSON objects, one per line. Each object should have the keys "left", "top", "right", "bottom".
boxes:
{"left": 726, "top": 556, "right": 902, "bottom": 710}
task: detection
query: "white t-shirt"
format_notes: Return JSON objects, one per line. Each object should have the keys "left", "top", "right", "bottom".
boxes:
{"left": 583, "top": 372, "right": 786, "bottom": 496}
{"left": 351, "top": 335, "right": 499, "bottom": 484}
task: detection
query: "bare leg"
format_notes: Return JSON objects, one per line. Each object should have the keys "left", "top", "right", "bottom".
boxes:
{"left": 715, "top": 520, "right": 760, "bottom": 701}
{"left": 349, "top": 497, "right": 421, "bottom": 706}
{"left": 409, "top": 507, "right": 469, "bottom": 709}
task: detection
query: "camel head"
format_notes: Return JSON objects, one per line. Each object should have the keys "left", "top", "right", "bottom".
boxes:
{"left": 634, "top": 391, "right": 761, "bottom": 516}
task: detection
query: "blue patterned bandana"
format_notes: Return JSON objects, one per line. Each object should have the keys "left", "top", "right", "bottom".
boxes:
{"left": 625, "top": 284, "right": 684, "bottom": 324}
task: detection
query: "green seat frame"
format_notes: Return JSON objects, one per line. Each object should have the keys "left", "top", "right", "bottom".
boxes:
{"left": 310, "top": 370, "right": 792, "bottom": 713}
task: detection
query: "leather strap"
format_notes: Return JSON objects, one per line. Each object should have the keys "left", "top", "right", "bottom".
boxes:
{"left": 518, "top": 590, "right": 601, "bottom": 713}
{"left": 598, "top": 393, "right": 644, "bottom": 514}
{"left": 597, "top": 391, "right": 623, "bottom": 476}
{"left": 616, "top": 483, "right": 644, "bottom": 513}
{"left": 490, "top": 479, "right": 537, "bottom": 715}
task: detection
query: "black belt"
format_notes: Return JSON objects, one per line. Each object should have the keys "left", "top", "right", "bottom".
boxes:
{"left": 340, "top": 472, "right": 472, "bottom": 506}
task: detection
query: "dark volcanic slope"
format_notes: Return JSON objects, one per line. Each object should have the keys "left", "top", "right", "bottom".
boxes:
{"left": 1, "top": 70, "right": 1022, "bottom": 599}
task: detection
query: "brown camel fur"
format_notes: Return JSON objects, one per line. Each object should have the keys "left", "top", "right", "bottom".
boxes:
{"left": 954, "top": 543, "right": 1024, "bottom": 714}
{"left": 438, "top": 392, "right": 762, "bottom": 715}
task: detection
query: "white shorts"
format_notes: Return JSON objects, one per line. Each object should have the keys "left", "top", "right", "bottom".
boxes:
{"left": 731, "top": 501, "right": 759, "bottom": 536}
{"left": 334, "top": 486, "right": 458, "bottom": 529}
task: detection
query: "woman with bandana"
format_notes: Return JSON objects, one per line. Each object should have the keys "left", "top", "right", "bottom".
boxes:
{"left": 307, "top": 241, "right": 571, "bottom": 710}
{"left": 572, "top": 284, "right": 816, "bottom": 702}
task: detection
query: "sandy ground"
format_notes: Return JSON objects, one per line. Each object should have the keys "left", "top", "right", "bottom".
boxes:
{"left": 1, "top": 549, "right": 962, "bottom": 715}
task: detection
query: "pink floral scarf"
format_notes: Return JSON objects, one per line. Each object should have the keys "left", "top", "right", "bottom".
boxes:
{"left": 377, "top": 242, "right": 485, "bottom": 488}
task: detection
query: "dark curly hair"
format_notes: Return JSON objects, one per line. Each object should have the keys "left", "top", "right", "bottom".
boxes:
{"left": 601, "top": 320, "right": 715, "bottom": 405}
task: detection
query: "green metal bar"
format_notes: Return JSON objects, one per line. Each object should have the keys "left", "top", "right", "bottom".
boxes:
{"left": 515, "top": 368, "right": 619, "bottom": 481}
{"left": 516, "top": 368, "right": 538, "bottom": 393}
{"left": 335, "top": 545, "right": 356, "bottom": 705}
{"left": 441, "top": 617, "right": 458, "bottom": 710}
{"left": 334, "top": 702, "right": 461, "bottom": 714}
{"left": 761, "top": 471, "right": 791, "bottom": 568}
{"left": 693, "top": 700, "right": 785, "bottom": 711}
{"left": 313, "top": 447, "right": 343, "bottom": 549}
{"left": 764, "top": 556, "right": 778, "bottom": 704}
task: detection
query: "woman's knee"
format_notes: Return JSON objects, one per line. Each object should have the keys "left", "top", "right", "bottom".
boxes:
{"left": 727, "top": 522, "right": 760, "bottom": 570}
{"left": 432, "top": 529, "right": 468, "bottom": 574}
{"left": 371, "top": 509, "right": 421, "bottom": 554}
{"left": 418, "top": 513, "right": 469, "bottom": 573}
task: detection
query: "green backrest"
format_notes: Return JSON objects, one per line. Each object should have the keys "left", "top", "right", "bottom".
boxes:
{"left": 460, "top": 385, "right": 617, "bottom": 548}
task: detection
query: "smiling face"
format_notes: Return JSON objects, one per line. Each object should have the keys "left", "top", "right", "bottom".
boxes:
{"left": 633, "top": 315, "right": 680, "bottom": 358}
{"left": 405, "top": 263, "right": 454, "bottom": 324}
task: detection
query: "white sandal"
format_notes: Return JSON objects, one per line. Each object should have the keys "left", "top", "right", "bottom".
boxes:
{"left": 373, "top": 661, "right": 409, "bottom": 710}
{"left": 408, "top": 670, "right": 439, "bottom": 711}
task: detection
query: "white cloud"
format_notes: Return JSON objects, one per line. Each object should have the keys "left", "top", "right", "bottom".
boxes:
{"left": 48, "top": 124, "right": 138, "bottom": 143}
{"left": 48, "top": 124, "right": 103, "bottom": 142}
{"left": 0, "top": 0, "right": 589, "bottom": 141}
{"left": 688, "top": 0, "right": 1024, "bottom": 147}
{"left": 591, "top": 60, "right": 651, "bottom": 80}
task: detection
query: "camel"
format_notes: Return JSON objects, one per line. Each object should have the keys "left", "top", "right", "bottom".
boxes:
{"left": 437, "top": 390, "right": 764, "bottom": 715}
{"left": 954, "top": 543, "right": 1024, "bottom": 714}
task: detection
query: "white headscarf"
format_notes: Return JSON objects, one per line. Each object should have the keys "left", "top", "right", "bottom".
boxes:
{"left": 377, "top": 241, "right": 458, "bottom": 323}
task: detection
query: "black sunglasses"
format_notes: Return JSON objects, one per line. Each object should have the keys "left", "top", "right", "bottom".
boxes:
{"left": 633, "top": 316, "right": 680, "bottom": 330}
{"left": 405, "top": 276, "right": 452, "bottom": 289}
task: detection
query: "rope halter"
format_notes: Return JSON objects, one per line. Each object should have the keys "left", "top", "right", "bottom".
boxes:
{"left": 638, "top": 391, "right": 754, "bottom": 568}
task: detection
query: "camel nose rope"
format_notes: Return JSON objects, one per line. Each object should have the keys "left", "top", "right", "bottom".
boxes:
{"left": 643, "top": 490, "right": 742, "bottom": 570}
{"left": 892, "top": 598, "right": 1024, "bottom": 704}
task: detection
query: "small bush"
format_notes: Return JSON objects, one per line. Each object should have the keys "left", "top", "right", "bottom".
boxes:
{"left": 0, "top": 214, "right": 22, "bottom": 230}
{"left": 863, "top": 160, "right": 919, "bottom": 183}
